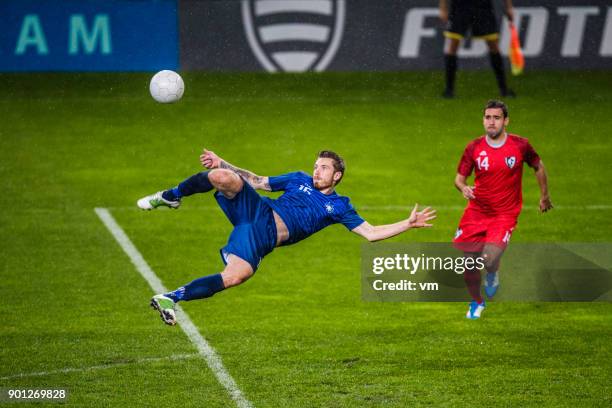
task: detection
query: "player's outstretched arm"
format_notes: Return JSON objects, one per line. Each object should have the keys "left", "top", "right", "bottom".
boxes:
{"left": 351, "top": 204, "right": 436, "bottom": 242}
{"left": 534, "top": 161, "right": 553, "bottom": 212}
{"left": 200, "top": 149, "right": 271, "bottom": 191}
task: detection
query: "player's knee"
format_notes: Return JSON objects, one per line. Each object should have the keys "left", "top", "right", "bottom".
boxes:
{"left": 222, "top": 270, "right": 252, "bottom": 288}
{"left": 209, "top": 169, "right": 241, "bottom": 191}
{"left": 482, "top": 253, "right": 499, "bottom": 271}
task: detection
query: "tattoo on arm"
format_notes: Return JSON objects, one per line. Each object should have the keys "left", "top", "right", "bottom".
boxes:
{"left": 219, "top": 161, "right": 271, "bottom": 190}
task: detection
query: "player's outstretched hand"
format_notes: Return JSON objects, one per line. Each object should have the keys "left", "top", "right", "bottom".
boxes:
{"left": 540, "top": 196, "right": 553, "bottom": 213}
{"left": 408, "top": 204, "right": 437, "bottom": 228}
{"left": 200, "top": 149, "right": 221, "bottom": 169}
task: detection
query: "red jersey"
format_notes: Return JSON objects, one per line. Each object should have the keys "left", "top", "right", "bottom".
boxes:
{"left": 457, "top": 134, "right": 540, "bottom": 216}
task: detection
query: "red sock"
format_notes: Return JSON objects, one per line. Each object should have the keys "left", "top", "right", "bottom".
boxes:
{"left": 463, "top": 269, "right": 483, "bottom": 303}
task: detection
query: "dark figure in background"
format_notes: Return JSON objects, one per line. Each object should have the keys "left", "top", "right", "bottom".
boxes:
{"left": 439, "top": 0, "right": 516, "bottom": 98}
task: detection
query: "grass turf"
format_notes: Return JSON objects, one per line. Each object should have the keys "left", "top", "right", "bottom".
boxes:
{"left": 1, "top": 70, "right": 611, "bottom": 406}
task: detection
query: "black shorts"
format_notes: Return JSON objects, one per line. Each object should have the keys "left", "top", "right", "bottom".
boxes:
{"left": 444, "top": 1, "right": 499, "bottom": 40}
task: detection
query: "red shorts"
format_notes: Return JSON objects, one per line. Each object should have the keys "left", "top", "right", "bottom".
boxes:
{"left": 453, "top": 208, "right": 517, "bottom": 253}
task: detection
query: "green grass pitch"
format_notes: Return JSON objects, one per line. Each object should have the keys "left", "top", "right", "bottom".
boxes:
{"left": 1, "top": 71, "right": 611, "bottom": 407}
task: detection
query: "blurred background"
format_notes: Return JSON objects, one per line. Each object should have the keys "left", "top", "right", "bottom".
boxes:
{"left": 2, "top": 0, "right": 610, "bottom": 72}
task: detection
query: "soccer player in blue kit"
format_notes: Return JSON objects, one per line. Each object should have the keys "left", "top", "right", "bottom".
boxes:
{"left": 138, "top": 149, "right": 436, "bottom": 325}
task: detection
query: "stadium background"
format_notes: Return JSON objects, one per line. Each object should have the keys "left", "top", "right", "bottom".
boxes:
{"left": 1, "top": 0, "right": 611, "bottom": 406}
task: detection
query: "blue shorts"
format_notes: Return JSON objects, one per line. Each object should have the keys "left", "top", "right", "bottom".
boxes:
{"left": 215, "top": 182, "right": 277, "bottom": 272}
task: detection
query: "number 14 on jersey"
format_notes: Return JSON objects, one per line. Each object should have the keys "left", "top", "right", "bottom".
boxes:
{"left": 476, "top": 156, "right": 489, "bottom": 171}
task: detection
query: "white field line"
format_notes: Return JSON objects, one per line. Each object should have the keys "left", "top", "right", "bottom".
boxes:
{"left": 0, "top": 354, "right": 199, "bottom": 381}
{"left": 94, "top": 208, "right": 253, "bottom": 408}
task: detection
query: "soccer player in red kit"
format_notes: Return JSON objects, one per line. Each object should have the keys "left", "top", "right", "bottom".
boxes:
{"left": 453, "top": 100, "right": 553, "bottom": 319}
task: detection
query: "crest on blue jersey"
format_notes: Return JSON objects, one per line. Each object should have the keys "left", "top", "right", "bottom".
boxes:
{"left": 505, "top": 156, "right": 516, "bottom": 169}
{"left": 324, "top": 202, "right": 334, "bottom": 214}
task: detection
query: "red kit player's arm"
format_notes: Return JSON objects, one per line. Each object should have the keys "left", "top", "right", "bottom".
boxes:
{"left": 455, "top": 141, "right": 476, "bottom": 200}
{"left": 455, "top": 174, "right": 475, "bottom": 200}
{"left": 520, "top": 138, "right": 552, "bottom": 212}
{"left": 533, "top": 160, "right": 553, "bottom": 212}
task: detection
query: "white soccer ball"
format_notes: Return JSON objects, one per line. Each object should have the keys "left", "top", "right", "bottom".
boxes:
{"left": 149, "top": 70, "right": 184, "bottom": 103}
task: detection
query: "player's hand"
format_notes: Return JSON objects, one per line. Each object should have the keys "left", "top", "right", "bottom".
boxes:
{"left": 461, "top": 186, "right": 476, "bottom": 200}
{"left": 505, "top": 7, "right": 514, "bottom": 22}
{"left": 200, "top": 149, "right": 221, "bottom": 169}
{"left": 408, "top": 204, "right": 437, "bottom": 228}
{"left": 539, "top": 196, "right": 553, "bottom": 212}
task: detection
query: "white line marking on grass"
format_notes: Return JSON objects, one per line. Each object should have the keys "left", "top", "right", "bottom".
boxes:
{"left": 0, "top": 353, "right": 199, "bottom": 381}
{"left": 94, "top": 208, "right": 253, "bottom": 408}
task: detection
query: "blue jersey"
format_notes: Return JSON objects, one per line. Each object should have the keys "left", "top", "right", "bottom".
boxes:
{"left": 261, "top": 171, "right": 365, "bottom": 246}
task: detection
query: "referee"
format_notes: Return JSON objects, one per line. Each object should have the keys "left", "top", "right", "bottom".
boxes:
{"left": 439, "top": 0, "right": 516, "bottom": 98}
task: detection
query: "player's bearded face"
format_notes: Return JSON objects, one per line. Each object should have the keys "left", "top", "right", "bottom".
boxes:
{"left": 483, "top": 108, "right": 509, "bottom": 139}
{"left": 313, "top": 158, "right": 337, "bottom": 189}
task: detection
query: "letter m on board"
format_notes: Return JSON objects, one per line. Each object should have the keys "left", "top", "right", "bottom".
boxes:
{"left": 69, "top": 14, "right": 112, "bottom": 55}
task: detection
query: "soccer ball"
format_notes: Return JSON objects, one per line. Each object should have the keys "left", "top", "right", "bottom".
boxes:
{"left": 149, "top": 70, "right": 184, "bottom": 103}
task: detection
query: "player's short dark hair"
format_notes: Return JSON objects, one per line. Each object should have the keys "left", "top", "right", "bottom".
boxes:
{"left": 317, "top": 150, "right": 345, "bottom": 185}
{"left": 484, "top": 99, "right": 509, "bottom": 118}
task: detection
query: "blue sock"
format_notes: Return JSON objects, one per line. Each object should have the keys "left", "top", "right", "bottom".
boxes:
{"left": 178, "top": 171, "right": 214, "bottom": 196}
{"left": 162, "top": 171, "right": 213, "bottom": 202}
{"left": 166, "top": 273, "right": 225, "bottom": 302}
